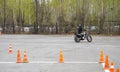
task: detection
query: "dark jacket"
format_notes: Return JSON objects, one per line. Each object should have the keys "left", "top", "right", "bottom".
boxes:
{"left": 78, "top": 26, "right": 82, "bottom": 34}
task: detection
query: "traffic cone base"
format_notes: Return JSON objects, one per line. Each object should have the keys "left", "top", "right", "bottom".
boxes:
{"left": 109, "top": 62, "right": 114, "bottom": 72}
{"left": 23, "top": 57, "right": 28, "bottom": 63}
{"left": 16, "top": 59, "right": 22, "bottom": 63}
{"left": 116, "top": 68, "right": 119, "bottom": 72}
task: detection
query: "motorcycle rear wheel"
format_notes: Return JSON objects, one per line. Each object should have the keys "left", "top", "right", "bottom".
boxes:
{"left": 74, "top": 36, "right": 80, "bottom": 43}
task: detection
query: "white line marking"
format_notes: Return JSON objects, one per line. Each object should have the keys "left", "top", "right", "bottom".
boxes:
{"left": 101, "top": 63, "right": 105, "bottom": 68}
{"left": 0, "top": 62, "right": 16, "bottom": 64}
{"left": 29, "top": 61, "right": 57, "bottom": 64}
{"left": 0, "top": 61, "right": 98, "bottom": 64}
{"left": 104, "top": 70, "right": 110, "bottom": 72}
{"left": 64, "top": 61, "right": 98, "bottom": 64}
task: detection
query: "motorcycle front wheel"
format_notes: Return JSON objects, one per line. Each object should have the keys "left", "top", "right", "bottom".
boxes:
{"left": 86, "top": 35, "right": 92, "bottom": 42}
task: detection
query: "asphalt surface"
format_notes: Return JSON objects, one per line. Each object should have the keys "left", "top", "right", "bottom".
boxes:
{"left": 0, "top": 35, "right": 120, "bottom": 72}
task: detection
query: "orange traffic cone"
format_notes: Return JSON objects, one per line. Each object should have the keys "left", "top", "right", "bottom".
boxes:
{"left": 23, "top": 50, "right": 28, "bottom": 63}
{"left": 104, "top": 55, "right": 109, "bottom": 70}
{"left": 99, "top": 51, "right": 104, "bottom": 63}
{"left": 8, "top": 44, "right": 13, "bottom": 54}
{"left": 109, "top": 62, "right": 114, "bottom": 72}
{"left": 58, "top": 50, "right": 64, "bottom": 63}
{"left": 116, "top": 68, "right": 119, "bottom": 72}
{"left": 16, "top": 50, "right": 22, "bottom": 63}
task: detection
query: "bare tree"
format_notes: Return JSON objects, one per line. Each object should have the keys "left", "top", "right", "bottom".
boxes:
{"left": 12, "top": 9, "right": 15, "bottom": 34}
{"left": 34, "top": 0, "right": 39, "bottom": 34}
{"left": 3, "top": 0, "right": 6, "bottom": 33}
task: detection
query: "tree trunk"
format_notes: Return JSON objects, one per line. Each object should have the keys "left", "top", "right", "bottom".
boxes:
{"left": 98, "top": 0, "right": 105, "bottom": 34}
{"left": 119, "top": 24, "right": 120, "bottom": 35}
{"left": 3, "top": 0, "right": 6, "bottom": 33}
{"left": 34, "top": 0, "right": 39, "bottom": 34}
{"left": 56, "top": 23, "right": 58, "bottom": 34}
{"left": 12, "top": 10, "right": 15, "bottom": 34}
{"left": 81, "top": 0, "right": 85, "bottom": 27}
{"left": 21, "top": 11, "right": 24, "bottom": 33}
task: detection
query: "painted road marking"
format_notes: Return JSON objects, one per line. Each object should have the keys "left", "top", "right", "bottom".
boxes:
{"left": 0, "top": 62, "right": 16, "bottom": 63}
{"left": 0, "top": 61, "right": 98, "bottom": 64}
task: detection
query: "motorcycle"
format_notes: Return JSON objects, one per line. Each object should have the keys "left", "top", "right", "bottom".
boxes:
{"left": 74, "top": 30, "right": 92, "bottom": 42}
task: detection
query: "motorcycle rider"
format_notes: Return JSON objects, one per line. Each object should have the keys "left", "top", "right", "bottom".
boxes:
{"left": 78, "top": 24, "right": 82, "bottom": 34}
{"left": 77, "top": 24, "right": 84, "bottom": 40}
